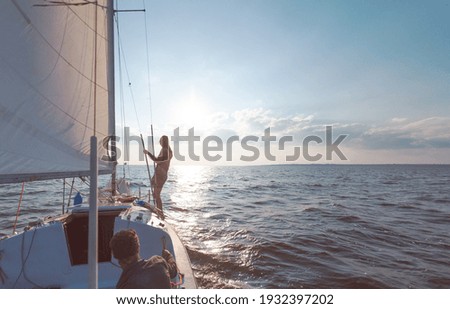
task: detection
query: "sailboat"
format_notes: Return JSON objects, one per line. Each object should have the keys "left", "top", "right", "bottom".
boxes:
{"left": 0, "top": 0, "right": 196, "bottom": 288}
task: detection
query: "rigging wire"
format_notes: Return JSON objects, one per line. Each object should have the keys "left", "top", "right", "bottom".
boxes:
{"left": 141, "top": 1, "right": 157, "bottom": 203}
{"left": 115, "top": 15, "right": 142, "bottom": 133}
{"left": 93, "top": 0, "right": 98, "bottom": 135}
{"left": 115, "top": 4, "right": 157, "bottom": 202}
{"left": 141, "top": 0, "right": 157, "bottom": 170}
{"left": 115, "top": 1, "right": 156, "bottom": 143}
{"left": 115, "top": 13, "right": 127, "bottom": 163}
{"left": 12, "top": 182, "right": 25, "bottom": 235}
{"left": 141, "top": 0, "right": 154, "bottom": 126}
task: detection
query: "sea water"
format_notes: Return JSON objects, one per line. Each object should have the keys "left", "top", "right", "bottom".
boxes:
{"left": 1, "top": 164, "right": 449, "bottom": 288}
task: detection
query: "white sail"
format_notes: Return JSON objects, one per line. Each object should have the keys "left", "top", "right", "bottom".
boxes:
{"left": 0, "top": 0, "right": 113, "bottom": 184}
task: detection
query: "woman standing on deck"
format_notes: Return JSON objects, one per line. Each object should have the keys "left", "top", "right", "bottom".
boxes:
{"left": 144, "top": 135, "right": 173, "bottom": 218}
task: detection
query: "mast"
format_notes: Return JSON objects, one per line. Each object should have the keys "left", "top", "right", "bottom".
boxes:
{"left": 107, "top": 0, "right": 117, "bottom": 194}
{"left": 88, "top": 136, "right": 98, "bottom": 289}
{"left": 89, "top": 0, "right": 115, "bottom": 290}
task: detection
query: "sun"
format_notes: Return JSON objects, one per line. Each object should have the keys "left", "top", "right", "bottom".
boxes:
{"left": 172, "top": 88, "right": 211, "bottom": 129}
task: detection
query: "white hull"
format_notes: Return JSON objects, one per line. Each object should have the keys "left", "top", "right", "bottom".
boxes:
{"left": 0, "top": 204, "right": 196, "bottom": 289}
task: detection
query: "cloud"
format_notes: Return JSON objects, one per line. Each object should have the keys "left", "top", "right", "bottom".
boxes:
{"left": 203, "top": 109, "right": 450, "bottom": 152}
{"left": 119, "top": 107, "right": 450, "bottom": 164}
{"left": 361, "top": 117, "right": 450, "bottom": 149}
{"left": 152, "top": 105, "right": 450, "bottom": 152}
{"left": 214, "top": 107, "right": 317, "bottom": 137}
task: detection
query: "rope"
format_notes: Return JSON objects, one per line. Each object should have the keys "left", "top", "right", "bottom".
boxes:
{"left": 13, "top": 228, "right": 43, "bottom": 288}
{"left": 12, "top": 182, "right": 25, "bottom": 234}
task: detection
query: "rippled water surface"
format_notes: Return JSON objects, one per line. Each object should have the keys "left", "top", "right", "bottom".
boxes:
{"left": 1, "top": 165, "right": 450, "bottom": 288}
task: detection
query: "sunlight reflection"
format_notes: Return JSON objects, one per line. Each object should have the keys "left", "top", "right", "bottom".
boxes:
{"left": 168, "top": 165, "right": 212, "bottom": 213}
{"left": 172, "top": 165, "right": 211, "bottom": 187}
{"left": 167, "top": 165, "right": 228, "bottom": 255}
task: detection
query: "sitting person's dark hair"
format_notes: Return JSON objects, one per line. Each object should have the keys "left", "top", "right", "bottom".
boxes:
{"left": 110, "top": 229, "right": 177, "bottom": 289}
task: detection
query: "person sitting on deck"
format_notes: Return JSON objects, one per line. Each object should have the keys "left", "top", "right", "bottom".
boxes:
{"left": 109, "top": 229, "right": 177, "bottom": 289}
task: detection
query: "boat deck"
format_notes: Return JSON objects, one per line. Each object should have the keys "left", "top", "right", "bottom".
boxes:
{"left": 0, "top": 204, "right": 196, "bottom": 289}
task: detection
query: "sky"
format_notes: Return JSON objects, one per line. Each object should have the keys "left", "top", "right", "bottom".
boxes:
{"left": 114, "top": 0, "right": 450, "bottom": 165}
